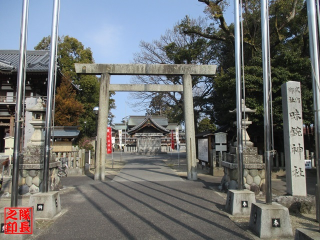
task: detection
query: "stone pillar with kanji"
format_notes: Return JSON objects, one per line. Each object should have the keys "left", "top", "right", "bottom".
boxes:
{"left": 282, "top": 81, "right": 307, "bottom": 196}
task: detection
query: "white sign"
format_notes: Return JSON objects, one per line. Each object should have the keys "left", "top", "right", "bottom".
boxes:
{"left": 112, "top": 137, "right": 115, "bottom": 144}
{"left": 216, "top": 144, "right": 227, "bottom": 152}
{"left": 135, "top": 133, "right": 163, "bottom": 137}
{"left": 214, "top": 132, "right": 227, "bottom": 144}
{"left": 175, "top": 127, "right": 179, "bottom": 143}
{"left": 305, "top": 160, "right": 312, "bottom": 169}
{"left": 198, "top": 139, "right": 208, "bottom": 162}
{"left": 118, "top": 130, "right": 122, "bottom": 146}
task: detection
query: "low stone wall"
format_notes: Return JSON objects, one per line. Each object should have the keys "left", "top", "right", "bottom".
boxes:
{"left": 18, "top": 162, "right": 61, "bottom": 195}
{"left": 0, "top": 162, "right": 62, "bottom": 197}
{"left": 273, "top": 195, "right": 316, "bottom": 214}
{"left": 243, "top": 168, "right": 265, "bottom": 194}
{"left": 2, "top": 162, "right": 62, "bottom": 195}
{"left": 220, "top": 161, "right": 265, "bottom": 194}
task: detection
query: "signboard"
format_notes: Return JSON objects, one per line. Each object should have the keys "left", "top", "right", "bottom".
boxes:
{"left": 175, "top": 127, "right": 179, "bottom": 143}
{"left": 216, "top": 145, "right": 227, "bottom": 152}
{"left": 198, "top": 139, "right": 208, "bottom": 162}
{"left": 135, "top": 133, "right": 163, "bottom": 137}
{"left": 175, "top": 127, "right": 180, "bottom": 150}
{"left": 107, "top": 127, "right": 112, "bottom": 154}
{"left": 214, "top": 132, "right": 227, "bottom": 144}
{"left": 171, "top": 130, "right": 174, "bottom": 149}
{"left": 118, "top": 130, "right": 122, "bottom": 146}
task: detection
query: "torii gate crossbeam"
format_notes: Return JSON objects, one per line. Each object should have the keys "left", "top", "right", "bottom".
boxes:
{"left": 75, "top": 63, "right": 217, "bottom": 181}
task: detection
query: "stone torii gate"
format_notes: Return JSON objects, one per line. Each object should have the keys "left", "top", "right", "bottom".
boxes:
{"left": 75, "top": 63, "right": 217, "bottom": 181}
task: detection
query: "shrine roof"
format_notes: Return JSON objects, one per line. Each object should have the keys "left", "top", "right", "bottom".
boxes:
{"left": 0, "top": 50, "right": 51, "bottom": 73}
{"left": 127, "top": 116, "right": 170, "bottom": 135}
{"left": 128, "top": 115, "right": 168, "bottom": 127}
{"left": 113, "top": 123, "right": 127, "bottom": 130}
{"left": 52, "top": 126, "right": 80, "bottom": 139}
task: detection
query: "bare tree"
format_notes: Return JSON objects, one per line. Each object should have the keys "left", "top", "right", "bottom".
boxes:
{"left": 130, "top": 18, "right": 215, "bottom": 123}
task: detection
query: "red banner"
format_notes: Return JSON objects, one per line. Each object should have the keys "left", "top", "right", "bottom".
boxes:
{"left": 107, "top": 127, "right": 112, "bottom": 154}
{"left": 171, "top": 130, "right": 174, "bottom": 150}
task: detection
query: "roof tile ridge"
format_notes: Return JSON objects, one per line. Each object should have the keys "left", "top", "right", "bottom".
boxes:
{"left": 28, "top": 52, "right": 49, "bottom": 68}
{"left": 149, "top": 117, "right": 169, "bottom": 132}
{"left": 128, "top": 116, "right": 149, "bottom": 132}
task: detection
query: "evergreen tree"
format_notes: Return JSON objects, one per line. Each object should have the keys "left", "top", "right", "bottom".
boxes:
{"left": 35, "top": 35, "right": 115, "bottom": 136}
{"left": 182, "top": 0, "right": 311, "bottom": 151}
{"left": 198, "top": 117, "right": 216, "bottom": 133}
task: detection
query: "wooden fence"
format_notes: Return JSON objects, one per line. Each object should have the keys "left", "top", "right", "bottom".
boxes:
{"left": 53, "top": 146, "right": 88, "bottom": 175}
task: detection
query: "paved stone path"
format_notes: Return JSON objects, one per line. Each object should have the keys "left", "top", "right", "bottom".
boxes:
{"left": 30, "top": 154, "right": 253, "bottom": 240}
{"left": 112, "top": 158, "right": 184, "bottom": 182}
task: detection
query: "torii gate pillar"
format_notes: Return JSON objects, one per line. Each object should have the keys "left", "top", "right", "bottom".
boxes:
{"left": 75, "top": 63, "right": 217, "bottom": 181}
{"left": 95, "top": 73, "right": 110, "bottom": 181}
{"left": 183, "top": 73, "right": 197, "bottom": 180}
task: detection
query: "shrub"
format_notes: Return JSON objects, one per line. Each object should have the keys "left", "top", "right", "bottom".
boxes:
{"left": 79, "top": 137, "right": 94, "bottom": 152}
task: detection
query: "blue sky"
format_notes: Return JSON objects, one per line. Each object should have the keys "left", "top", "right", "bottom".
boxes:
{"left": 0, "top": 0, "right": 233, "bottom": 123}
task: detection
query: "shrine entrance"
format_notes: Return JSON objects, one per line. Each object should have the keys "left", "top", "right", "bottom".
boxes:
{"left": 75, "top": 63, "right": 216, "bottom": 181}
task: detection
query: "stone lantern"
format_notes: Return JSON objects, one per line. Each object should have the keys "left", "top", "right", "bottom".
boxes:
{"left": 14, "top": 97, "right": 61, "bottom": 195}
{"left": 221, "top": 99, "right": 264, "bottom": 194}
{"left": 230, "top": 99, "right": 256, "bottom": 147}
{"left": 27, "top": 98, "right": 46, "bottom": 146}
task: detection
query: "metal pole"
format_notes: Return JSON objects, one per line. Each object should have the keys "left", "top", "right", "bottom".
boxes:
{"left": 307, "top": 0, "right": 320, "bottom": 229}
{"left": 11, "top": 0, "right": 29, "bottom": 207}
{"left": 235, "top": 0, "right": 243, "bottom": 190}
{"left": 43, "top": 0, "right": 60, "bottom": 192}
{"left": 261, "top": 0, "right": 272, "bottom": 204}
{"left": 316, "top": 0, "right": 320, "bottom": 41}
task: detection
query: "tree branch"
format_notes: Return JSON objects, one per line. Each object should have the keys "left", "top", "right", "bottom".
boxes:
{"left": 182, "top": 28, "right": 227, "bottom": 41}
{"left": 273, "top": 0, "right": 299, "bottom": 45}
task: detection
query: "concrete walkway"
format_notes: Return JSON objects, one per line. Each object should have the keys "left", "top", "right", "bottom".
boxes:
{"left": 112, "top": 157, "right": 184, "bottom": 182}
{"left": 30, "top": 154, "right": 253, "bottom": 240}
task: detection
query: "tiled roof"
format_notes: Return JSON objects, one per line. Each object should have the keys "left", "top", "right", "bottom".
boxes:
{"left": 0, "top": 50, "right": 50, "bottom": 73}
{"left": 128, "top": 116, "right": 170, "bottom": 135}
{"left": 52, "top": 126, "right": 80, "bottom": 138}
{"left": 128, "top": 115, "right": 168, "bottom": 127}
{"left": 113, "top": 123, "right": 127, "bottom": 130}
{"left": 0, "top": 59, "right": 15, "bottom": 72}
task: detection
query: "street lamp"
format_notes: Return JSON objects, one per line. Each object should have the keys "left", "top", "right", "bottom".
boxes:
{"left": 93, "top": 106, "right": 99, "bottom": 115}
{"left": 93, "top": 107, "right": 99, "bottom": 163}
